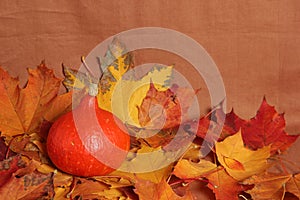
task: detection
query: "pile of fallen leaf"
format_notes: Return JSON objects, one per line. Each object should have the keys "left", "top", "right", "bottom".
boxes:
{"left": 0, "top": 39, "right": 299, "bottom": 200}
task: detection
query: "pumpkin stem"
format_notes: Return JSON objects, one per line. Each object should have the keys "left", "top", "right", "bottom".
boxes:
{"left": 89, "top": 83, "right": 98, "bottom": 97}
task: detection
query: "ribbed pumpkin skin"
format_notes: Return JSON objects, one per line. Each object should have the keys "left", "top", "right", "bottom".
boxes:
{"left": 46, "top": 95, "right": 130, "bottom": 177}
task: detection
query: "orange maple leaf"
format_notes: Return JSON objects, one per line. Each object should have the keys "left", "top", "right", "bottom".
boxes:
{"left": 134, "top": 179, "right": 193, "bottom": 200}
{"left": 286, "top": 173, "right": 300, "bottom": 198}
{"left": 138, "top": 82, "right": 195, "bottom": 129}
{"left": 0, "top": 62, "right": 72, "bottom": 138}
{"left": 204, "top": 167, "right": 253, "bottom": 200}
{"left": 243, "top": 172, "right": 292, "bottom": 199}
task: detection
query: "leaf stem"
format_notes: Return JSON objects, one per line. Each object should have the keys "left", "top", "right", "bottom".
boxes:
{"left": 81, "top": 56, "right": 96, "bottom": 78}
{"left": 169, "top": 177, "right": 215, "bottom": 188}
{"left": 66, "top": 176, "right": 77, "bottom": 199}
{"left": 281, "top": 183, "right": 286, "bottom": 200}
{"left": 239, "top": 194, "right": 249, "bottom": 200}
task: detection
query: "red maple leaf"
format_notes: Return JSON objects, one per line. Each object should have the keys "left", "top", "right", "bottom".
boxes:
{"left": 219, "top": 109, "right": 245, "bottom": 140}
{"left": 196, "top": 106, "right": 225, "bottom": 142}
{"left": 196, "top": 107, "right": 245, "bottom": 142}
{"left": 242, "top": 98, "right": 299, "bottom": 154}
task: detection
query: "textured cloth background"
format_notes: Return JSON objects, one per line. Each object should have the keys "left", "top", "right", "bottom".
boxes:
{"left": 0, "top": 0, "right": 299, "bottom": 163}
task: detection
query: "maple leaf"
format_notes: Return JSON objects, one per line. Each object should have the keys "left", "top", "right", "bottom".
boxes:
{"left": 0, "top": 137, "right": 16, "bottom": 161}
{"left": 243, "top": 172, "right": 292, "bottom": 200}
{"left": 204, "top": 167, "right": 253, "bottom": 200}
{"left": 134, "top": 179, "right": 193, "bottom": 200}
{"left": 7, "top": 134, "right": 46, "bottom": 162}
{"left": 286, "top": 173, "right": 300, "bottom": 198}
{"left": 69, "top": 178, "right": 110, "bottom": 199}
{"left": 196, "top": 107, "right": 245, "bottom": 142}
{"left": 131, "top": 122, "right": 195, "bottom": 152}
{"left": 134, "top": 128, "right": 179, "bottom": 148}
{"left": 216, "top": 131, "right": 270, "bottom": 181}
{"left": 97, "top": 37, "right": 134, "bottom": 113}
{"left": 62, "top": 64, "right": 94, "bottom": 91}
{"left": 101, "top": 65, "right": 174, "bottom": 127}
{"left": 173, "top": 159, "right": 216, "bottom": 179}
{"left": 112, "top": 144, "right": 174, "bottom": 184}
{"left": 94, "top": 176, "right": 133, "bottom": 189}
{"left": 0, "top": 156, "right": 54, "bottom": 200}
{"left": 0, "top": 62, "right": 70, "bottom": 138}
{"left": 220, "top": 109, "right": 246, "bottom": 140}
{"left": 99, "top": 37, "right": 133, "bottom": 82}
{"left": 52, "top": 171, "right": 73, "bottom": 200}
{"left": 242, "top": 98, "right": 299, "bottom": 154}
{"left": 0, "top": 155, "right": 26, "bottom": 187}
{"left": 43, "top": 92, "right": 73, "bottom": 122}
{"left": 195, "top": 103, "right": 226, "bottom": 142}
{"left": 0, "top": 170, "right": 53, "bottom": 200}
{"left": 138, "top": 83, "right": 195, "bottom": 129}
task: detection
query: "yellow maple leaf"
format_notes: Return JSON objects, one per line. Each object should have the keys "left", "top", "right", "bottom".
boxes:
{"left": 110, "top": 144, "right": 174, "bottom": 184}
{"left": 104, "top": 65, "right": 173, "bottom": 127}
{"left": 173, "top": 159, "right": 217, "bottom": 179}
{"left": 62, "top": 65, "right": 91, "bottom": 91}
{"left": 216, "top": 131, "right": 270, "bottom": 181}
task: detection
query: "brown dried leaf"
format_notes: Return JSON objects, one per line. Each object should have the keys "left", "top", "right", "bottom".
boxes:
{"left": 0, "top": 155, "right": 26, "bottom": 187}
{"left": 0, "top": 170, "right": 53, "bottom": 200}
{"left": 0, "top": 137, "right": 16, "bottom": 161}
{"left": 70, "top": 178, "right": 109, "bottom": 199}
{"left": 243, "top": 172, "right": 292, "bottom": 200}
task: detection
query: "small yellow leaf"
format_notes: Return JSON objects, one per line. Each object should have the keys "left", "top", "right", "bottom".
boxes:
{"left": 111, "top": 144, "right": 174, "bottom": 184}
{"left": 223, "top": 157, "right": 245, "bottom": 171}
{"left": 62, "top": 65, "right": 92, "bottom": 91}
{"left": 53, "top": 187, "right": 70, "bottom": 200}
{"left": 216, "top": 131, "right": 270, "bottom": 181}
{"left": 173, "top": 159, "right": 217, "bottom": 179}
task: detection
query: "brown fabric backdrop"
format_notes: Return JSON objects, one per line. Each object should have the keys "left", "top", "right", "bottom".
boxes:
{"left": 0, "top": 0, "right": 299, "bottom": 163}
